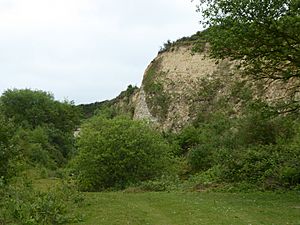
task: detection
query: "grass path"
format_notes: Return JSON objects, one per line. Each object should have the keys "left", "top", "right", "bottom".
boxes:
{"left": 69, "top": 191, "right": 300, "bottom": 225}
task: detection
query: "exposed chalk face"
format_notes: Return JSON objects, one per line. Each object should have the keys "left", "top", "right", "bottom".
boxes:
{"left": 132, "top": 43, "right": 299, "bottom": 132}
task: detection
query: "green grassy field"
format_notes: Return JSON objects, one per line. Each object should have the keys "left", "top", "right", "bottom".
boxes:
{"left": 68, "top": 191, "right": 300, "bottom": 225}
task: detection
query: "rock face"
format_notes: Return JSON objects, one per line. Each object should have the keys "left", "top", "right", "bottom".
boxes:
{"left": 133, "top": 44, "right": 240, "bottom": 131}
{"left": 133, "top": 41, "right": 299, "bottom": 132}
{"left": 133, "top": 87, "right": 158, "bottom": 123}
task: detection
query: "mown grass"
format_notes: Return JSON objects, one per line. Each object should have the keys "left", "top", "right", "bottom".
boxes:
{"left": 68, "top": 191, "right": 300, "bottom": 225}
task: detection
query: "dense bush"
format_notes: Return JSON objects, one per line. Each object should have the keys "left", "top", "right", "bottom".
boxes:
{"left": 0, "top": 112, "right": 16, "bottom": 179}
{"left": 0, "top": 89, "right": 80, "bottom": 174}
{"left": 1, "top": 89, "right": 80, "bottom": 131}
{"left": 71, "top": 116, "right": 174, "bottom": 191}
{"left": 176, "top": 112, "right": 236, "bottom": 172}
{"left": 174, "top": 99, "right": 300, "bottom": 189}
{"left": 235, "top": 101, "right": 295, "bottom": 146}
{"left": 0, "top": 178, "right": 83, "bottom": 225}
{"left": 11, "top": 127, "right": 67, "bottom": 169}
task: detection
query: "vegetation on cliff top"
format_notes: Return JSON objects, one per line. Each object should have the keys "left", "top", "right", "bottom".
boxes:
{"left": 77, "top": 85, "right": 138, "bottom": 119}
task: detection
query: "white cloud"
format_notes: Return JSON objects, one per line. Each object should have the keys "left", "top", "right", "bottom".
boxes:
{"left": 0, "top": 0, "right": 201, "bottom": 104}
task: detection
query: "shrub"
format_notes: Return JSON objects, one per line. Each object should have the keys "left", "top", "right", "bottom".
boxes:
{"left": 217, "top": 143, "right": 300, "bottom": 189}
{"left": 277, "top": 126, "right": 300, "bottom": 187}
{"left": 187, "top": 145, "right": 214, "bottom": 171}
{"left": 135, "top": 175, "right": 181, "bottom": 192}
{"left": 218, "top": 145, "right": 279, "bottom": 184}
{"left": 235, "top": 101, "right": 296, "bottom": 146}
{"left": 143, "top": 59, "right": 170, "bottom": 121}
{"left": 0, "top": 89, "right": 81, "bottom": 184}
{"left": 181, "top": 166, "right": 222, "bottom": 191}
{"left": 0, "top": 112, "right": 16, "bottom": 179}
{"left": 0, "top": 89, "right": 80, "bottom": 132}
{"left": 11, "top": 127, "right": 65, "bottom": 169}
{"left": 0, "top": 178, "right": 83, "bottom": 225}
{"left": 71, "top": 116, "right": 174, "bottom": 191}
{"left": 177, "top": 112, "right": 236, "bottom": 172}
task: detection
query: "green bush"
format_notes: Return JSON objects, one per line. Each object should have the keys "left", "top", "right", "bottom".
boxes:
{"left": 218, "top": 145, "right": 279, "bottom": 184}
{"left": 71, "top": 116, "right": 174, "bottom": 191}
{"left": 277, "top": 127, "right": 300, "bottom": 186}
{"left": 234, "top": 101, "right": 296, "bottom": 146}
{"left": 187, "top": 145, "right": 213, "bottom": 171}
{"left": 178, "top": 166, "right": 222, "bottom": 191}
{"left": 216, "top": 143, "right": 300, "bottom": 189}
{"left": 0, "top": 89, "right": 81, "bottom": 181}
{"left": 177, "top": 112, "right": 236, "bottom": 172}
{"left": 175, "top": 97, "right": 300, "bottom": 190}
{"left": 11, "top": 127, "right": 66, "bottom": 169}
{"left": 0, "top": 112, "right": 16, "bottom": 179}
{"left": 1, "top": 89, "right": 80, "bottom": 132}
{"left": 137, "top": 177, "right": 178, "bottom": 192}
{"left": 0, "top": 178, "right": 83, "bottom": 225}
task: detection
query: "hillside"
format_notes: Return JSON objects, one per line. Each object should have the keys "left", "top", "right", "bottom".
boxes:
{"left": 79, "top": 32, "right": 298, "bottom": 132}
{"left": 132, "top": 33, "right": 299, "bottom": 132}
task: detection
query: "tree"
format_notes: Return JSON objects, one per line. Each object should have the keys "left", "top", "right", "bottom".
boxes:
{"left": 1, "top": 89, "right": 80, "bottom": 131}
{"left": 0, "top": 89, "right": 81, "bottom": 165}
{"left": 71, "top": 116, "right": 173, "bottom": 191}
{"left": 195, "top": 0, "right": 300, "bottom": 109}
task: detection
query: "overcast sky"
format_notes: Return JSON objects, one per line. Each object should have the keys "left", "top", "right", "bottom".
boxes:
{"left": 0, "top": 0, "right": 201, "bottom": 104}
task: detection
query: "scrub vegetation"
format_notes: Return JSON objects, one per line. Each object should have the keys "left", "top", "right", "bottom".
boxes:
{"left": 0, "top": 0, "right": 299, "bottom": 224}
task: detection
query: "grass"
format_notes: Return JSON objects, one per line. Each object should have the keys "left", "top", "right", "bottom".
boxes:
{"left": 68, "top": 191, "right": 300, "bottom": 225}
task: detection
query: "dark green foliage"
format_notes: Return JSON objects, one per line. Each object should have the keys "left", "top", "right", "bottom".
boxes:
{"left": 1, "top": 89, "right": 54, "bottom": 128}
{"left": 0, "top": 178, "right": 83, "bottom": 225}
{"left": 279, "top": 127, "right": 300, "bottom": 186}
{"left": 196, "top": 0, "right": 299, "bottom": 78}
{"left": 143, "top": 59, "right": 170, "bottom": 121}
{"left": 11, "top": 127, "right": 67, "bottom": 169}
{"left": 175, "top": 86, "right": 300, "bottom": 188}
{"left": 78, "top": 85, "right": 138, "bottom": 119}
{"left": 195, "top": 0, "right": 300, "bottom": 110}
{"left": 187, "top": 145, "right": 214, "bottom": 172}
{"left": 0, "top": 112, "right": 16, "bottom": 179}
{"left": 0, "top": 89, "right": 80, "bottom": 178}
{"left": 77, "top": 101, "right": 105, "bottom": 119}
{"left": 236, "top": 104, "right": 295, "bottom": 146}
{"left": 1, "top": 89, "right": 80, "bottom": 131}
{"left": 217, "top": 143, "right": 300, "bottom": 188}
{"left": 177, "top": 112, "right": 235, "bottom": 172}
{"left": 159, "top": 40, "right": 173, "bottom": 53}
{"left": 71, "top": 116, "right": 174, "bottom": 191}
{"left": 176, "top": 126, "right": 201, "bottom": 153}
{"left": 159, "top": 31, "right": 208, "bottom": 53}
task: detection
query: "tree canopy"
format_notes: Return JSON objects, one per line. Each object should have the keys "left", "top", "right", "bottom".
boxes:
{"left": 0, "top": 89, "right": 80, "bottom": 132}
{"left": 195, "top": 0, "right": 300, "bottom": 108}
